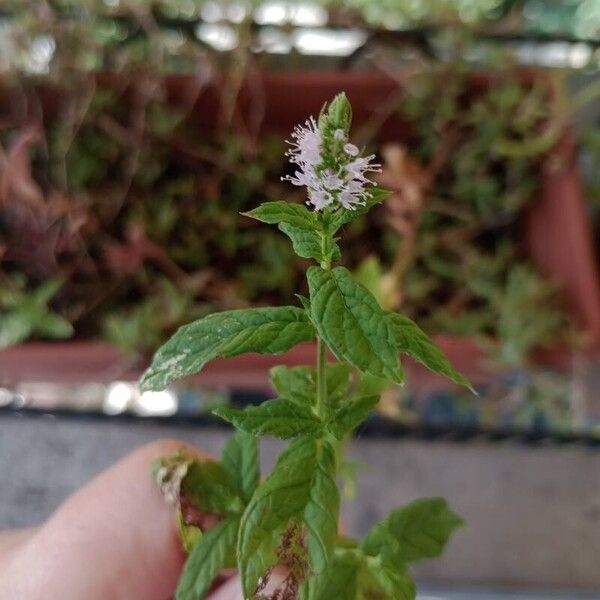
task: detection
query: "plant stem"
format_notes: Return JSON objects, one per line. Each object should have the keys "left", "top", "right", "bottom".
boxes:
{"left": 316, "top": 335, "right": 327, "bottom": 418}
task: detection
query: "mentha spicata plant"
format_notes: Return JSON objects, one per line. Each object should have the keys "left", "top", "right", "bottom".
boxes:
{"left": 140, "top": 93, "right": 472, "bottom": 600}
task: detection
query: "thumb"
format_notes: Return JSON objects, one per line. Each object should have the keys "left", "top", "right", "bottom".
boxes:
{"left": 1, "top": 440, "right": 207, "bottom": 600}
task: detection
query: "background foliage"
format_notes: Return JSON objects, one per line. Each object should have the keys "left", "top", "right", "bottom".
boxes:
{"left": 0, "top": 0, "right": 591, "bottom": 368}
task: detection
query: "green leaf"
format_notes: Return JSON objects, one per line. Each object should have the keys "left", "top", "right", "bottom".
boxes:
{"left": 304, "top": 548, "right": 415, "bottom": 600}
{"left": 238, "top": 438, "right": 314, "bottom": 597}
{"left": 177, "top": 511, "right": 202, "bottom": 554}
{"left": 244, "top": 201, "right": 340, "bottom": 263}
{"left": 301, "top": 552, "right": 358, "bottom": 600}
{"left": 325, "top": 363, "right": 353, "bottom": 409}
{"left": 387, "top": 313, "right": 473, "bottom": 391}
{"left": 280, "top": 223, "right": 341, "bottom": 263}
{"left": 0, "top": 314, "right": 32, "bottom": 348}
{"left": 296, "top": 293, "right": 311, "bottom": 311}
{"left": 243, "top": 201, "right": 316, "bottom": 230}
{"left": 307, "top": 266, "right": 404, "bottom": 384}
{"left": 32, "top": 277, "right": 65, "bottom": 304}
{"left": 221, "top": 432, "right": 259, "bottom": 504}
{"left": 269, "top": 363, "right": 352, "bottom": 414}
{"left": 270, "top": 365, "right": 316, "bottom": 406}
{"left": 214, "top": 399, "right": 324, "bottom": 439}
{"left": 318, "top": 91, "right": 352, "bottom": 133}
{"left": 175, "top": 516, "right": 239, "bottom": 600}
{"left": 358, "top": 556, "right": 415, "bottom": 600}
{"left": 328, "top": 395, "right": 379, "bottom": 440}
{"left": 362, "top": 498, "right": 464, "bottom": 564}
{"left": 302, "top": 440, "right": 340, "bottom": 573}
{"left": 181, "top": 461, "right": 244, "bottom": 516}
{"left": 37, "top": 313, "right": 74, "bottom": 338}
{"left": 329, "top": 188, "right": 391, "bottom": 231}
{"left": 237, "top": 438, "right": 339, "bottom": 597}
{"left": 356, "top": 372, "right": 391, "bottom": 398}
{"left": 140, "top": 306, "right": 315, "bottom": 391}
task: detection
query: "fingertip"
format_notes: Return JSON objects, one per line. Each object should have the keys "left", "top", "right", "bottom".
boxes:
{"left": 24, "top": 439, "right": 213, "bottom": 600}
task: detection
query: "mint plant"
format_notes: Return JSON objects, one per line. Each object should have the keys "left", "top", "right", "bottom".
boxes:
{"left": 141, "top": 93, "right": 471, "bottom": 600}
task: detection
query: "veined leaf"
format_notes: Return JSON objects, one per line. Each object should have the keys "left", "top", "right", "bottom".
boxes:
{"left": 140, "top": 306, "right": 314, "bottom": 391}
{"left": 270, "top": 365, "right": 316, "bottom": 406}
{"left": 238, "top": 438, "right": 316, "bottom": 597}
{"left": 214, "top": 399, "right": 323, "bottom": 439}
{"left": 244, "top": 201, "right": 340, "bottom": 263}
{"left": 329, "top": 188, "right": 391, "bottom": 231}
{"left": 221, "top": 432, "right": 259, "bottom": 504}
{"left": 358, "top": 555, "right": 415, "bottom": 600}
{"left": 243, "top": 201, "right": 317, "bottom": 230}
{"left": 356, "top": 372, "right": 391, "bottom": 398}
{"left": 303, "top": 547, "right": 415, "bottom": 600}
{"left": 181, "top": 460, "right": 244, "bottom": 516}
{"left": 269, "top": 363, "right": 352, "bottom": 414}
{"left": 387, "top": 313, "right": 473, "bottom": 391}
{"left": 362, "top": 498, "right": 464, "bottom": 564}
{"left": 279, "top": 223, "right": 341, "bottom": 263}
{"left": 307, "top": 266, "right": 404, "bottom": 384}
{"left": 175, "top": 516, "right": 239, "bottom": 600}
{"left": 325, "top": 363, "right": 353, "bottom": 410}
{"left": 237, "top": 438, "right": 339, "bottom": 597}
{"left": 301, "top": 552, "right": 358, "bottom": 600}
{"left": 328, "top": 395, "right": 379, "bottom": 440}
{"left": 303, "top": 440, "right": 340, "bottom": 573}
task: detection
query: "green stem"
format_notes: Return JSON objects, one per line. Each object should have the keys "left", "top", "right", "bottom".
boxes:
{"left": 316, "top": 335, "right": 327, "bottom": 419}
{"left": 315, "top": 220, "right": 332, "bottom": 419}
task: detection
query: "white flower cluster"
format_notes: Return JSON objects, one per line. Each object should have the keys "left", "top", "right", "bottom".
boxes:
{"left": 282, "top": 118, "right": 381, "bottom": 211}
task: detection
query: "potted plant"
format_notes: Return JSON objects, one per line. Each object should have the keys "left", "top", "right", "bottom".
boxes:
{"left": 143, "top": 92, "right": 470, "bottom": 600}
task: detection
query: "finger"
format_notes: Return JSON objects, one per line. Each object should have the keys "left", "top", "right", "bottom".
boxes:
{"left": 0, "top": 528, "right": 36, "bottom": 562}
{"left": 0, "top": 439, "right": 209, "bottom": 600}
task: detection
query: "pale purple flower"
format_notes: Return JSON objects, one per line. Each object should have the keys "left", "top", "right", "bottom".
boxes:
{"left": 344, "top": 143, "right": 359, "bottom": 156}
{"left": 282, "top": 117, "right": 381, "bottom": 211}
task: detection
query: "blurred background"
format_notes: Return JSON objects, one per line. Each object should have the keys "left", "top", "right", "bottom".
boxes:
{"left": 1, "top": 1, "right": 600, "bottom": 597}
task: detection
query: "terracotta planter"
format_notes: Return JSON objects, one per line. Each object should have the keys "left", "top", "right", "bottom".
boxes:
{"left": 1, "top": 70, "right": 599, "bottom": 393}
{"left": 0, "top": 337, "right": 489, "bottom": 393}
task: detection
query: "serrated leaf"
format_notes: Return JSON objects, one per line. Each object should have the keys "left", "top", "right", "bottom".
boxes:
{"left": 140, "top": 306, "right": 315, "bottom": 391}
{"left": 296, "top": 293, "right": 311, "bottom": 311}
{"left": 279, "top": 223, "right": 341, "bottom": 263}
{"left": 221, "top": 431, "right": 259, "bottom": 504}
{"left": 329, "top": 188, "right": 391, "bottom": 230}
{"left": 238, "top": 438, "right": 316, "bottom": 597}
{"left": 328, "top": 395, "right": 379, "bottom": 440}
{"left": 304, "top": 547, "right": 415, "bottom": 600}
{"left": 237, "top": 438, "right": 339, "bottom": 597}
{"left": 175, "top": 516, "right": 239, "bottom": 600}
{"left": 181, "top": 460, "right": 244, "bottom": 516}
{"left": 244, "top": 201, "right": 339, "bottom": 263}
{"left": 307, "top": 266, "right": 404, "bottom": 384}
{"left": 301, "top": 552, "right": 358, "bottom": 600}
{"left": 325, "top": 363, "right": 353, "bottom": 409}
{"left": 303, "top": 440, "right": 340, "bottom": 573}
{"left": 356, "top": 372, "right": 391, "bottom": 397}
{"left": 387, "top": 313, "right": 473, "bottom": 391}
{"left": 362, "top": 498, "right": 464, "bottom": 564}
{"left": 358, "top": 556, "right": 415, "bottom": 600}
{"left": 269, "top": 363, "right": 352, "bottom": 414}
{"left": 243, "top": 201, "right": 317, "bottom": 229}
{"left": 214, "top": 399, "right": 323, "bottom": 439}
{"left": 270, "top": 365, "right": 316, "bottom": 406}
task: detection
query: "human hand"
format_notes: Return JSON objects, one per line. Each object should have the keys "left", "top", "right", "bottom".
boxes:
{"left": 0, "top": 440, "right": 245, "bottom": 600}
